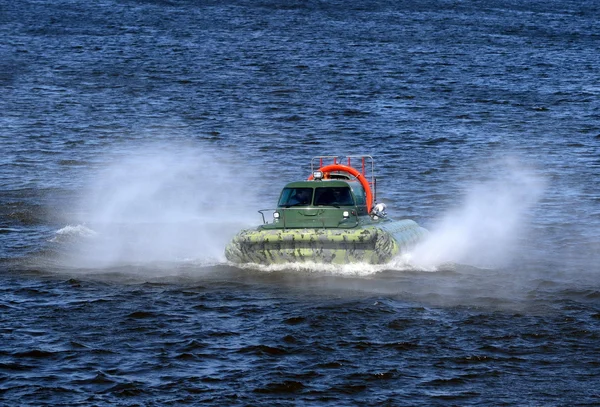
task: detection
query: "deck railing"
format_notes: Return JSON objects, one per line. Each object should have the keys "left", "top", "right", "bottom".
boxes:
{"left": 310, "top": 155, "right": 375, "bottom": 201}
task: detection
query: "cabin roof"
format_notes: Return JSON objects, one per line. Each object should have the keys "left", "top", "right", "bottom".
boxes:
{"left": 283, "top": 180, "right": 352, "bottom": 189}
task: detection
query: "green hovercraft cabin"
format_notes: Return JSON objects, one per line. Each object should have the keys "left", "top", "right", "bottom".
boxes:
{"left": 225, "top": 155, "right": 428, "bottom": 265}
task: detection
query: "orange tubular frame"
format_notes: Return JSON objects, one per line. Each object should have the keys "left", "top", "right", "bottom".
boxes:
{"left": 308, "top": 164, "right": 373, "bottom": 212}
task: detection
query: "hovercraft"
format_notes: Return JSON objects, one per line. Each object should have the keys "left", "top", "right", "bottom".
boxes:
{"left": 225, "top": 156, "right": 428, "bottom": 265}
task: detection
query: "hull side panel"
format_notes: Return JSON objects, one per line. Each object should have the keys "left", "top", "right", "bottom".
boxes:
{"left": 225, "top": 220, "right": 427, "bottom": 265}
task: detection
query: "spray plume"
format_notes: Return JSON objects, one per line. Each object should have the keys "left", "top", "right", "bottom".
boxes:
{"left": 409, "top": 159, "right": 546, "bottom": 270}
{"left": 61, "top": 145, "right": 261, "bottom": 269}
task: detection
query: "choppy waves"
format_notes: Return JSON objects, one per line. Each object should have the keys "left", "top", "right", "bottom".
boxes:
{"left": 2, "top": 0, "right": 600, "bottom": 404}
{"left": 1, "top": 266, "right": 599, "bottom": 405}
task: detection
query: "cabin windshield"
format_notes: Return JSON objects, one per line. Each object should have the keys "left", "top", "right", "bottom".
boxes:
{"left": 314, "top": 187, "right": 355, "bottom": 206}
{"left": 278, "top": 187, "right": 313, "bottom": 207}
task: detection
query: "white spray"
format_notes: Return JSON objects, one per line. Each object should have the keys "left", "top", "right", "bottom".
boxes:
{"left": 408, "top": 158, "right": 546, "bottom": 270}
{"left": 60, "top": 145, "right": 262, "bottom": 269}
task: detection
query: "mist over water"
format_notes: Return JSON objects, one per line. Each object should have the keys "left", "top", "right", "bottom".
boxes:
{"left": 58, "top": 145, "right": 261, "bottom": 268}
{"left": 410, "top": 159, "right": 546, "bottom": 270}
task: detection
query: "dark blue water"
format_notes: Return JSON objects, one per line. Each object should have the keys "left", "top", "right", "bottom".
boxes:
{"left": 2, "top": 0, "right": 600, "bottom": 405}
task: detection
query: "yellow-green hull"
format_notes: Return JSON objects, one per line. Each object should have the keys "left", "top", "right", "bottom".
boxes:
{"left": 225, "top": 219, "right": 427, "bottom": 265}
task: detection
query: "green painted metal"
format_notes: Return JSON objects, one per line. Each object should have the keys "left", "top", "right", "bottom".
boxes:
{"left": 261, "top": 207, "right": 359, "bottom": 230}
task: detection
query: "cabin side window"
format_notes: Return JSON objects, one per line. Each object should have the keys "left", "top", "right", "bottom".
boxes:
{"left": 314, "top": 187, "right": 355, "bottom": 206}
{"left": 350, "top": 184, "right": 366, "bottom": 206}
{"left": 278, "top": 188, "right": 314, "bottom": 207}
